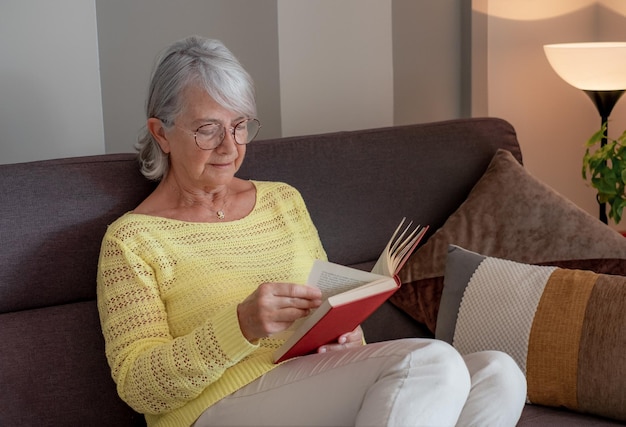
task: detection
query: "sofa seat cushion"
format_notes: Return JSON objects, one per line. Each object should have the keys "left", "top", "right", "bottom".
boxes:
{"left": 518, "top": 403, "right": 626, "bottom": 426}
{"left": 0, "top": 301, "right": 143, "bottom": 426}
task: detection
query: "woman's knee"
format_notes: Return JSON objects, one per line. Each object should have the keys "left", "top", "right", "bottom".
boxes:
{"left": 399, "top": 339, "right": 472, "bottom": 395}
{"left": 427, "top": 340, "right": 472, "bottom": 383}
{"left": 463, "top": 350, "right": 527, "bottom": 399}
{"left": 359, "top": 339, "right": 473, "bottom": 397}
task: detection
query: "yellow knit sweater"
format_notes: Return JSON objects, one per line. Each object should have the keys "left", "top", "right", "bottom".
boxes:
{"left": 97, "top": 181, "right": 327, "bottom": 427}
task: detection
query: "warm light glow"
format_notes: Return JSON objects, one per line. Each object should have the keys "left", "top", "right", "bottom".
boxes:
{"left": 473, "top": 0, "right": 626, "bottom": 21}
{"left": 473, "top": 0, "right": 591, "bottom": 21}
{"left": 544, "top": 42, "right": 626, "bottom": 90}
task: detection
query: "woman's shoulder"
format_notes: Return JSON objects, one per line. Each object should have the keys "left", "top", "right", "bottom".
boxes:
{"left": 252, "top": 180, "right": 300, "bottom": 194}
{"left": 103, "top": 212, "right": 169, "bottom": 241}
{"left": 252, "top": 180, "right": 305, "bottom": 202}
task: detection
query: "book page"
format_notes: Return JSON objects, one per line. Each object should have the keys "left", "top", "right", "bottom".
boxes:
{"left": 371, "top": 219, "right": 428, "bottom": 276}
{"left": 308, "top": 260, "right": 386, "bottom": 301}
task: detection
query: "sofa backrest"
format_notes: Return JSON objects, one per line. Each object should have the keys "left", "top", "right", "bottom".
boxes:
{"left": 239, "top": 117, "right": 522, "bottom": 267}
{"left": 0, "top": 118, "right": 521, "bottom": 426}
{"left": 0, "top": 154, "right": 154, "bottom": 426}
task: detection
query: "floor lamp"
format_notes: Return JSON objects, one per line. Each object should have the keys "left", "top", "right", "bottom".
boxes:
{"left": 544, "top": 42, "right": 626, "bottom": 224}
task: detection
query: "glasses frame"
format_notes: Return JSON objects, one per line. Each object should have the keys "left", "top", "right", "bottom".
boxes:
{"left": 168, "top": 118, "right": 262, "bottom": 151}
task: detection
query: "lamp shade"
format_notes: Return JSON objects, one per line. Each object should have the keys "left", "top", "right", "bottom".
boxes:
{"left": 544, "top": 42, "right": 626, "bottom": 90}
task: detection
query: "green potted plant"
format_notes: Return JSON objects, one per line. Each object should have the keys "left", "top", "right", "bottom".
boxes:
{"left": 582, "top": 123, "right": 626, "bottom": 224}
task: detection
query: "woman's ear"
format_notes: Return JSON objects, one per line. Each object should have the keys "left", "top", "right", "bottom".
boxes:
{"left": 147, "top": 118, "right": 171, "bottom": 153}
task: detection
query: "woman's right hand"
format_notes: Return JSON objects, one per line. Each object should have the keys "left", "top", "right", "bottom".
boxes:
{"left": 237, "top": 283, "right": 322, "bottom": 343}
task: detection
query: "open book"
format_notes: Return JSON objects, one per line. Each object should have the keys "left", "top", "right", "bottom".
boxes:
{"left": 273, "top": 218, "right": 429, "bottom": 363}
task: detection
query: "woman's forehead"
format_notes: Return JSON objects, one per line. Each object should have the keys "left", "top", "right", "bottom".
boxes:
{"left": 178, "top": 86, "right": 242, "bottom": 125}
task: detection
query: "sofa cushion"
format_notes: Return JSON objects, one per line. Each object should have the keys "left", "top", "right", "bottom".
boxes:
{"left": 518, "top": 404, "right": 626, "bottom": 426}
{"left": 390, "top": 149, "right": 626, "bottom": 333}
{"left": 0, "top": 301, "right": 144, "bottom": 426}
{"left": 0, "top": 155, "right": 155, "bottom": 313}
{"left": 439, "top": 245, "right": 626, "bottom": 422}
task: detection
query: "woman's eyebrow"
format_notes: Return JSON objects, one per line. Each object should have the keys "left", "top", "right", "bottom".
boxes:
{"left": 191, "top": 118, "right": 219, "bottom": 127}
{"left": 192, "top": 116, "right": 246, "bottom": 127}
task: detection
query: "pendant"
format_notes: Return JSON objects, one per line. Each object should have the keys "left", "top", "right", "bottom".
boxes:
{"left": 216, "top": 210, "right": 225, "bottom": 220}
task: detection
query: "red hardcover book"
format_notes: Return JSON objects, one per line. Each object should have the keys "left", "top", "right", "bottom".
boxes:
{"left": 273, "top": 219, "right": 428, "bottom": 363}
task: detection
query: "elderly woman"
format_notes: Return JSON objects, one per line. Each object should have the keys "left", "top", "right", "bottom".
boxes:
{"left": 97, "top": 36, "right": 526, "bottom": 427}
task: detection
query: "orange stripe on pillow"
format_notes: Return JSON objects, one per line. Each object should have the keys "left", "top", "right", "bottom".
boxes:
{"left": 526, "top": 268, "right": 597, "bottom": 409}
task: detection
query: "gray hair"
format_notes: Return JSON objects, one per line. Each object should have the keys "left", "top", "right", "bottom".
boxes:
{"left": 136, "top": 36, "right": 257, "bottom": 180}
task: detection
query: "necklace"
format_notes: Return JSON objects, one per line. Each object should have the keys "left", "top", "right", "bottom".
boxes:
{"left": 215, "top": 189, "right": 228, "bottom": 220}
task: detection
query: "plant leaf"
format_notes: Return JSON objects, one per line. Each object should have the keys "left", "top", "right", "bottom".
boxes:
{"left": 585, "top": 125, "right": 607, "bottom": 148}
{"left": 582, "top": 125, "right": 626, "bottom": 224}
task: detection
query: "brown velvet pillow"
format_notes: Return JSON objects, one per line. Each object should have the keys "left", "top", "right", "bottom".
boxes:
{"left": 390, "top": 149, "right": 626, "bottom": 333}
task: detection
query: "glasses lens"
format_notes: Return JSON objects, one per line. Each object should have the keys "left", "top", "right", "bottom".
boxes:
{"left": 234, "top": 119, "right": 261, "bottom": 145}
{"left": 195, "top": 123, "right": 223, "bottom": 150}
{"left": 195, "top": 119, "right": 261, "bottom": 149}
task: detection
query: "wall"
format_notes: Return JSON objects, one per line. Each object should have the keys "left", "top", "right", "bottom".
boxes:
{"left": 278, "top": 0, "right": 463, "bottom": 135}
{"left": 0, "top": 0, "right": 104, "bottom": 164}
{"left": 0, "top": 1, "right": 461, "bottom": 163}
{"left": 393, "top": 0, "right": 463, "bottom": 124}
{"left": 277, "top": 0, "right": 394, "bottom": 137}
{"left": 4, "top": 0, "right": 622, "bottom": 228}
{"left": 95, "top": 0, "right": 281, "bottom": 154}
{"left": 474, "top": 0, "right": 626, "bottom": 228}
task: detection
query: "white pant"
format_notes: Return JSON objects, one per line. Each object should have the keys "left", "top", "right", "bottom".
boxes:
{"left": 194, "top": 339, "right": 526, "bottom": 427}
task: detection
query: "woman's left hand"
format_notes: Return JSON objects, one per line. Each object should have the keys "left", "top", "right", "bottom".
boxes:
{"left": 316, "top": 325, "right": 364, "bottom": 354}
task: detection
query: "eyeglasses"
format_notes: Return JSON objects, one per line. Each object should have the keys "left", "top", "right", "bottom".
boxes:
{"left": 174, "top": 118, "right": 262, "bottom": 150}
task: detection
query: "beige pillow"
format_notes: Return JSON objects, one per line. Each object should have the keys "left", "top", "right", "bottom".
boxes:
{"left": 390, "top": 149, "right": 626, "bottom": 333}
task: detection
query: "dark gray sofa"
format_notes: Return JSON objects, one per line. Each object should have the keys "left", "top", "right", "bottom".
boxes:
{"left": 0, "top": 117, "right": 622, "bottom": 426}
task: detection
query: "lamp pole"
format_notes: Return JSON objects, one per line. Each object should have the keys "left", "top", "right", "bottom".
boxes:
{"left": 583, "top": 89, "right": 625, "bottom": 224}
{"left": 544, "top": 42, "right": 626, "bottom": 225}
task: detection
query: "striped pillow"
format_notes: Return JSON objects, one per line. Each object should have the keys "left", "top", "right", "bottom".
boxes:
{"left": 438, "top": 245, "right": 626, "bottom": 422}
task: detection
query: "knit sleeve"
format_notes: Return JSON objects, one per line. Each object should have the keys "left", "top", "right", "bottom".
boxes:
{"left": 97, "top": 233, "right": 258, "bottom": 415}
{"left": 284, "top": 184, "right": 328, "bottom": 263}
